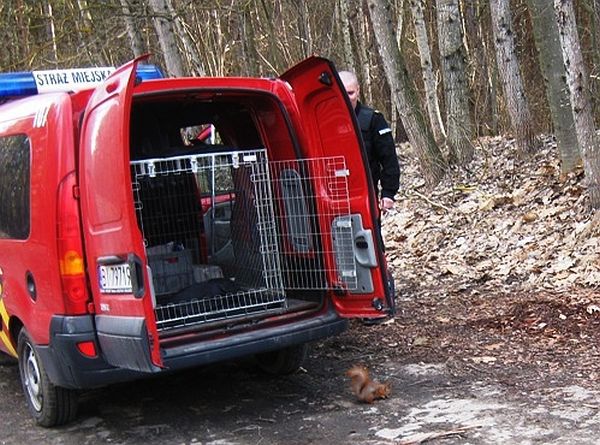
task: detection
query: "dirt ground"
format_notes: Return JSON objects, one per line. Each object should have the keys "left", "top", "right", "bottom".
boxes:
{"left": 3, "top": 282, "right": 600, "bottom": 444}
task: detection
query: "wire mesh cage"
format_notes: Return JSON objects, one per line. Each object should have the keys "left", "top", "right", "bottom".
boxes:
{"left": 131, "top": 148, "right": 356, "bottom": 331}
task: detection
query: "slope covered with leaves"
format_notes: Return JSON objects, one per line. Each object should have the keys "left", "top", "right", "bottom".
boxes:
{"left": 384, "top": 136, "right": 599, "bottom": 297}
{"left": 338, "top": 136, "right": 600, "bottom": 394}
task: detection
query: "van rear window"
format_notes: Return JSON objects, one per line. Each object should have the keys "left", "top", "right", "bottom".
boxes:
{"left": 0, "top": 134, "right": 30, "bottom": 239}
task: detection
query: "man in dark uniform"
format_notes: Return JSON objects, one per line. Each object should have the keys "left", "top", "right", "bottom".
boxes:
{"left": 339, "top": 70, "right": 400, "bottom": 216}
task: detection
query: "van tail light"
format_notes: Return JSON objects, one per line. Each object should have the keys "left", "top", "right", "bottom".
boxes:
{"left": 57, "top": 172, "right": 89, "bottom": 314}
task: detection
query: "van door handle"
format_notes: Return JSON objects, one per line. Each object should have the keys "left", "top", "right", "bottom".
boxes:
{"left": 128, "top": 254, "right": 145, "bottom": 298}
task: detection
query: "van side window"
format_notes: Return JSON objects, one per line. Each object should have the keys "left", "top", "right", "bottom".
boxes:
{"left": 0, "top": 134, "right": 30, "bottom": 239}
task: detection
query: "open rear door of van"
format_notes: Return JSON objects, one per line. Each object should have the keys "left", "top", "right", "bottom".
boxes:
{"left": 79, "top": 56, "right": 162, "bottom": 372}
{"left": 280, "top": 56, "right": 394, "bottom": 318}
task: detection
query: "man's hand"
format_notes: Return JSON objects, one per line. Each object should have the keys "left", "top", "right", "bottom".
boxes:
{"left": 380, "top": 197, "right": 395, "bottom": 214}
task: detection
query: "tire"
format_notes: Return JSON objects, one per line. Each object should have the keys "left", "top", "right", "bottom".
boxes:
{"left": 255, "top": 343, "right": 308, "bottom": 375}
{"left": 17, "top": 329, "right": 78, "bottom": 427}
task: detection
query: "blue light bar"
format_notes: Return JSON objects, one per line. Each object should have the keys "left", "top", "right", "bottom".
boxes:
{"left": 0, "top": 64, "right": 163, "bottom": 99}
{"left": 136, "top": 64, "right": 164, "bottom": 81}
{"left": 0, "top": 72, "right": 37, "bottom": 97}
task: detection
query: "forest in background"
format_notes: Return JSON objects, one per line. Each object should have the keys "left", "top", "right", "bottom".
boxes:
{"left": 1, "top": 0, "right": 600, "bottom": 210}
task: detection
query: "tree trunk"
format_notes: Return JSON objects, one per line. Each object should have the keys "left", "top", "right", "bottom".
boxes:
{"left": 42, "top": 1, "right": 58, "bottom": 65}
{"left": 257, "top": 0, "right": 291, "bottom": 72}
{"left": 339, "top": 0, "right": 356, "bottom": 71}
{"left": 367, "top": 0, "right": 447, "bottom": 186}
{"left": 147, "top": 0, "right": 185, "bottom": 77}
{"left": 555, "top": 0, "right": 600, "bottom": 209}
{"left": 292, "top": 0, "right": 313, "bottom": 58}
{"left": 240, "top": 3, "right": 261, "bottom": 76}
{"left": 591, "top": 0, "right": 600, "bottom": 117}
{"left": 490, "top": 0, "right": 537, "bottom": 155}
{"left": 356, "top": 0, "right": 374, "bottom": 105}
{"left": 463, "top": 0, "right": 495, "bottom": 136}
{"left": 409, "top": 0, "right": 446, "bottom": 143}
{"left": 172, "top": 5, "right": 206, "bottom": 77}
{"left": 528, "top": 0, "right": 580, "bottom": 174}
{"left": 119, "top": 0, "right": 145, "bottom": 58}
{"left": 436, "top": 0, "right": 474, "bottom": 164}
{"left": 395, "top": 0, "right": 405, "bottom": 48}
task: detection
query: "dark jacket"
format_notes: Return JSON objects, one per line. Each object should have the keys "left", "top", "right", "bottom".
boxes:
{"left": 355, "top": 102, "right": 400, "bottom": 200}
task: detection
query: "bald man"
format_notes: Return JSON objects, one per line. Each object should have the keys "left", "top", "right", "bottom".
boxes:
{"left": 339, "top": 70, "right": 400, "bottom": 215}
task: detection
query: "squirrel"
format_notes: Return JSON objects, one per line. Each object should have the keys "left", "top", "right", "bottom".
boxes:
{"left": 346, "top": 365, "right": 391, "bottom": 403}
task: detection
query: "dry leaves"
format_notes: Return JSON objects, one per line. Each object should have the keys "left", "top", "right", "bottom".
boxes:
{"left": 384, "top": 135, "right": 599, "bottom": 294}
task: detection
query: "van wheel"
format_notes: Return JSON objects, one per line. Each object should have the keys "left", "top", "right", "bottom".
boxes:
{"left": 17, "top": 329, "right": 78, "bottom": 427}
{"left": 255, "top": 343, "right": 308, "bottom": 375}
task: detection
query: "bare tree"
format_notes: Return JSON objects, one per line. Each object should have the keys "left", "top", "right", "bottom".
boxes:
{"left": 119, "top": 0, "right": 146, "bottom": 58}
{"left": 490, "top": 0, "right": 537, "bottom": 155}
{"left": 590, "top": 0, "right": 600, "bottom": 118}
{"left": 147, "top": 0, "right": 185, "bottom": 77}
{"left": 395, "top": 0, "right": 405, "bottom": 48}
{"left": 436, "top": 0, "right": 474, "bottom": 164}
{"left": 367, "top": 0, "right": 447, "bottom": 186}
{"left": 42, "top": 1, "right": 58, "bottom": 65}
{"left": 292, "top": 0, "right": 313, "bottom": 58}
{"left": 409, "top": 0, "right": 446, "bottom": 143}
{"left": 527, "top": 0, "right": 580, "bottom": 174}
{"left": 239, "top": 2, "right": 261, "bottom": 76}
{"left": 171, "top": 3, "right": 205, "bottom": 76}
{"left": 463, "top": 0, "right": 497, "bottom": 136}
{"left": 356, "top": 0, "right": 374, "bottom": 106}
{"left": 339, "top": 0, "right": 356, "bottom": 71}
{"left": 555, "top": 0, "right": 600, "bottom": 209}
{"left": 74, "top": 0, "right": 109, "bottom": 65}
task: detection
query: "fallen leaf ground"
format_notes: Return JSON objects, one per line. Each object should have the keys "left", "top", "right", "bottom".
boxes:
{"left": 345, "top": 136, "right": 600, "bottom": 394}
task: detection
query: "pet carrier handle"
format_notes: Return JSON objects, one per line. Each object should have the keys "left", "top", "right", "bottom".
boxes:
{"left": 127, "top": 253, "right": 145, "bottom": 298}
{"left": 354, "top": 229, "right": 377, "bottom": 267}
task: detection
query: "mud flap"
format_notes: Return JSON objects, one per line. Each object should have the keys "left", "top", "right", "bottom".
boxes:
{"left": 95, "top": 315, "right": 160, "bottom": 373}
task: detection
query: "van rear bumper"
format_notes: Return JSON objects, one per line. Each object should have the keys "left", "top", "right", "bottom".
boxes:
{"left": 36, "top": 309, "right": 347, "bottom": 389}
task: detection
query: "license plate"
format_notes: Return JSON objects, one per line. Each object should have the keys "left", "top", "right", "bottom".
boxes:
{"left": 99, "top": 263, "right": 132, "bottom": 293}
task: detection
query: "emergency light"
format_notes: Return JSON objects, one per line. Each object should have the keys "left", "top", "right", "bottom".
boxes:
{"left": 0, "top": 64, "right": 163, "bottom": 99}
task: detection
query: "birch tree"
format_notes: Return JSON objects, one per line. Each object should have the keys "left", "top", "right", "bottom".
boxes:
{"left": 172, "top": 3, "right": 205, "bottom": 76}
{"left": 356, "top": 0, "right": 374, "bottom": 105}
{"left": 367, "top": 0, "right": 447, "bottom": 185}
{"left": 119, "top": 0, "right": 145, "bottom": 58}
{"left": 527, "top": 0, "right": 580, "bottom": 174}
{"left": 395, "top": 0, "right": 405, "bottom": 48}
{"left": 42, "top": 1, "right": 58, "bottom": 65}
{"left": 555, "top": 0, "right": 600, "bottom": 209}
{"left": 409, "top": 0, "right": 446, "bottom": 143}
{"left": 436, "top": 0, "right": 474, "bottom": 164}
{"left": 147, "top": 0, "right": 185, "bottom": 77}
{"left": 339, "top": 0, "right": 356, "bottom": 71}
{"left": 490, "top": 0, "right": 537, "bottom": 155}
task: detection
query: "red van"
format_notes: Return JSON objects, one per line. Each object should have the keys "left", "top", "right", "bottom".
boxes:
{"left": 0, "top": 55, "right": 394, "bottom": 426}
